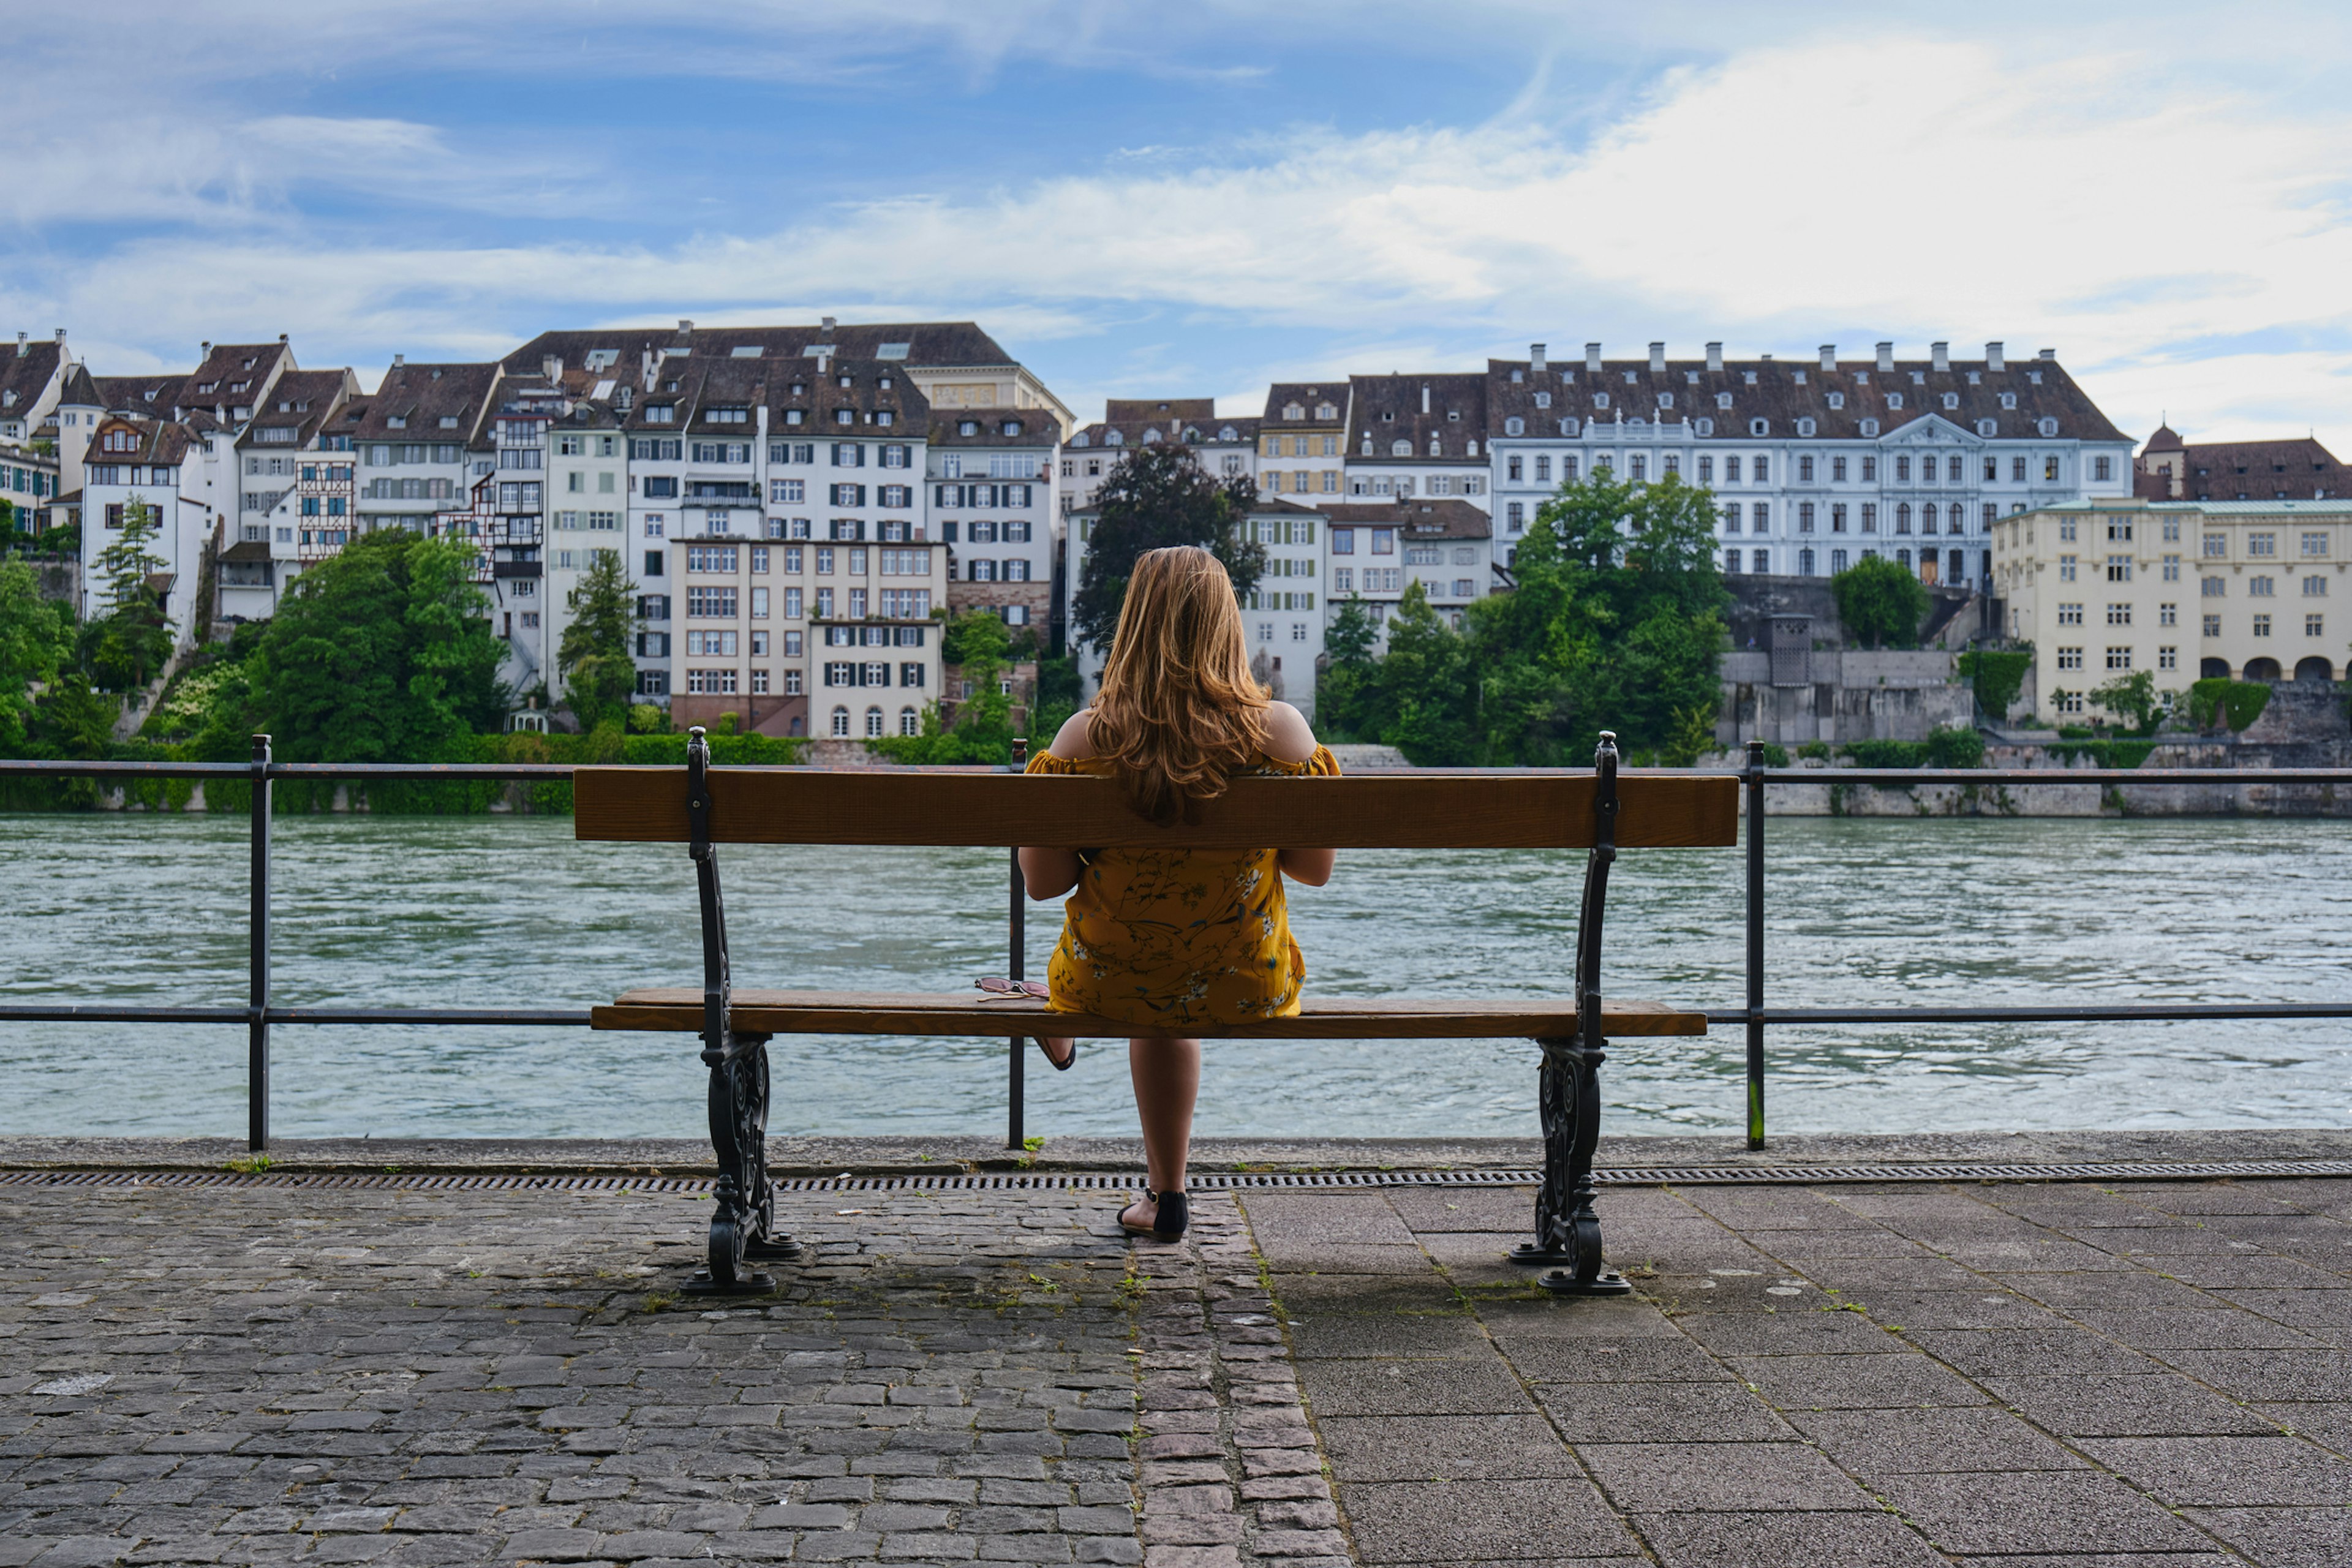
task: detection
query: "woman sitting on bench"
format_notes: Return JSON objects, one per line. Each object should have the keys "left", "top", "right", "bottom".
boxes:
{"left": 1018, "top": 546, "right": 1338, "bottom": 1243}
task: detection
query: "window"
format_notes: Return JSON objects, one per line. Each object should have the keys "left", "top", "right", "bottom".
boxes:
{"left": 1697, "top": 456, "right": 1713, "bottom": 484}
{"left": 2203, "top": 532, "right": 2228, "bottom": 558}
{"left": 1799, "top": 502, "right": 1815, "bottom": 533}
{"left": 2306, "top": 576, "right": 2329, "bottom": 597}
{"left": 1331, "top": 528, "right": 1354, "bottom": 556}
{"left": 1725, "top": 456, "right": 1741, "bottom": 483}
{"left": 2094, "top": 455, "right": 2114, "bottom": 481}
{"left": 2253, "top": 614, "right": 2272, "bottom": 637}
{"left": 2250, "top": 575, "right": 2275, "bottom": 598}
{"left": 2059, "top": 554, "right": 2077, "bottom": 582}
{"left": 1723, "top": 503, "right": 1741, "bottom": 533}
{"left": 1860, "top": 503, "right": 1876, "bottom": 533}
{"left": 1372, "top": 529, "right": 1394, "bottom": 555}
{"left": 2301, "top": 531, "right": 2329, "bottom": 557}
{"left": 1798, "top": 455, "right": 1814, "bottom": 482}
{"left": 2204, "top": 612, "right": 2222, "bottom": 636}
{"left": 2106, "top": 603, "right": 2132, "bottom": 626}
{"left": 2160, "top": 602, "right": 2177, "bottom": 627}
{"left": 2057, "top": 647, "right": 2084, "bottom": 671}
{"left": 2162, "top": 553, "right": 2180, "bottom": 582}
{"left": 687, "top": 545, "right": 738, "bottom": 572}
{"left": 1861, "top": 456, "right": 1877, "bottom": 481}
{"left": 2159, "top": 646, "right": 2177, "bottom": 671}
{"left": 2058, "top": 602, "right": 2084, "bottom": 626}
{"left": 2044, "top": 454, "right": 2060, "bottom": 481}
{"left": 685, "top": 669, "right": 739, "bottom": 695}
{"left": 685, "top": 587, "right": 737, "bottom": 617}
{"left": 2106, "top": 554, "right": 2132, "bottom": 582}
{"left": 2246, "top": 532, "right": 2277, "bottom": 557}
{"left": 1831, "top": 503, "right": 1847, "bottom": 533}
{"left": 2203, "top": 576, "right": 2225, "bottom": 597}
{"left": 2307, "top": 613, "right": 2326, "bottom": 637}
{"left": 684, "top": 630, "right": 739, "bottom": 657}
{"left": 1751, "top": 549, "right": 1770, "bottom": 573}
{"left": 831, "top": 706, "right": 850, "bottom": 737}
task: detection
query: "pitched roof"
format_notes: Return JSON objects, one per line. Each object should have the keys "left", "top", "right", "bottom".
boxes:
{"left": 238, "top": 369, "right": 356, "bottom": 447}
{"left": 2173, "top": 437, "right": 2347, "bottom": 500}
{"left": 85, "top": 374, "right": 187, "bottom": 420}
{"left": 929, "top": 408, "right": 1054, "bottom": 447}
{"left": 0, "top": 337, "right": 65, "bottom": 420}
{"left": 352, "top": 362, "right": 500, "bottom": 442}
{"left": 1319, "top": 499, "right": 1491, "bottom": 539}
{"left": 2141, "top": 422, "right": 2185, "bottom": 453}
{"left": 178, "top": 340, "right": 294, "bottom": 421}
{"left": 503, "top": 320, "right": 1017, "bottom": 377}
{"left": 1066, "top": 415, "right": 1258, "bottom": 450}
{"left": 1261, "top": 384, "right": 1348, "bottom": 428}
{"left": 83, "top": 417, "right": 194, "bottom": 469}
{"left": 1483, "top": 351, "right": 2128, "bottom": 446}
{"left": 1345, "top": 373, "right": 1488, "bottom": 462}
{"left": 1104, "top": 397, "right": 1216, "bottom": 424}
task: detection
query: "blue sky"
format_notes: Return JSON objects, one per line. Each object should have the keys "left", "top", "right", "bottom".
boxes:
{"left": 11, "top": 2, "right": 2352, "bottom": 448}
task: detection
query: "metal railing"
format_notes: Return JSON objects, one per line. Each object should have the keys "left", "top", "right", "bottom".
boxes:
{"left": 2, "top": 739, "right": 2349, "bottom": 1155}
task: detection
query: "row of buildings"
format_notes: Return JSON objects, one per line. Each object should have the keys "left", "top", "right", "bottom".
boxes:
{"left": 1, "top": 320, "right": 2343, "bottom": 734}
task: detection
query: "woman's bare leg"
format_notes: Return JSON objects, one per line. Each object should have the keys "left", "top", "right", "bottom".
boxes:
{"left": 1123, "top": 1036, "right": 1200, "bottom": 1229}
{"left": 1038, "top": 1037, "right": 1075, "bottom": 1068}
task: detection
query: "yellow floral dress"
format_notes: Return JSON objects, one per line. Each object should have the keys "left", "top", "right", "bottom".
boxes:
{"left": 1025, "top": 746, "right": 1340, "bottom": 1028}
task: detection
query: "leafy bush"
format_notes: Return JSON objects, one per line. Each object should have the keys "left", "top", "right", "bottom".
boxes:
{"left": 1796, "top": 739, "right": 1831, "bottom": 760}
{"left": 2188, "top": 677, "right": 2271, "bottom": 733}
{"left": 1840, "top": 738, "right": 1926, "bottom": 768}
{"left": 1956, "top": 646, "right": 2034, "bottom": 720}
{"left": 1749, "top": 741, "right": 1790, "bottom": 767}
{"left": 1923, "top": 725, "right": 1986, "bottom": 768}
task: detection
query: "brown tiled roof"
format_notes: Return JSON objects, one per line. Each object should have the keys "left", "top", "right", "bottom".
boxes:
{"left": 2142, "top": 422, "right": 2185, "bottom": 453}
{"left": 178, "top": 340, "right": 293, "bottom": 420}
{"left": 1104, "top": 398, "right": 1215, "bottom": 423}
{"left": 1245, "top": 496, "right": 1325, "bottom": 517}
{"left": 1261, "top": 384, "right": 1347, "bottom": 428}
{"left": 239, "top": 369, "right": 356, "bottom": 447}
{"left": 1319, "top": 499, "right": 1490, "bottom": 539}
{"left": 0, "top": 338, "right": 64, "bottom": 420}
{"left": 1066, "top": 416, "right": 1258, "bottom": 450}
{"left": 929, "top": 408, "right": 1054, "bottom": 448}
{"left": 85, "top": 374, "right": 186, "bottom": 419}
{"left": 83, "top": 418, "right": 194, "bottom": 468}
{"left": 352, "top": 362, "right": 500, "bottom": 441}
{"left": 1345, "top": 373, "right": 1488, "bottom": 462}
{"left": 2173, "top": 437, "right": 2346, "bottom": 500}
{"left": 503, "top": 321, "right": 1018, "bottom": 376}
{"left": 1483, "top": 352, "right": 2128, "bottom": 445}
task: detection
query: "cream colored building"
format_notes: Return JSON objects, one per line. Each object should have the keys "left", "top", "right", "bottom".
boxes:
{"left": 1993, "top": 499, "right": 2348, "bottom": 719}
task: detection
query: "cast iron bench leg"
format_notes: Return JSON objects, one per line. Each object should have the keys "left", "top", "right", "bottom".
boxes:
{"left": 1539, "top": 1034, "right": 1628, "bottom": 1296}
{"left": 690, "top": 1027, "right": 799, "bottom": 1295}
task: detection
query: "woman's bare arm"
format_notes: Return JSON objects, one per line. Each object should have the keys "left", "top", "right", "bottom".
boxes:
{"left": 1018, "top": 709, "right": 1097, "bottom": 900}
{"left": 1264, "top": 703, "right": 1337, "bottom": 886}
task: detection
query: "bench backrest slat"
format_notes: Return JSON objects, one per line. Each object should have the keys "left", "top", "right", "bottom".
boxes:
{"left": 573, "top": 767, "right": 1738, "bottom": 850}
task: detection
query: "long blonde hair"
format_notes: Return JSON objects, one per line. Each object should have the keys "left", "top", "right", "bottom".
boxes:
{"left": 1090, "top": 546, "right": 1270, "bottom": 825}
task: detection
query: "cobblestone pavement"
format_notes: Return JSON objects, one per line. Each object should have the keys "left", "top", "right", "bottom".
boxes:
{"left": 3, "top": 1174, "right": 2350, "bottom": 1566}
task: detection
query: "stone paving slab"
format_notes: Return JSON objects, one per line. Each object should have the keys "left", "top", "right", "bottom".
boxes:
{"left": 3, "top": 1166, "right": 2350, "bottom": 1564}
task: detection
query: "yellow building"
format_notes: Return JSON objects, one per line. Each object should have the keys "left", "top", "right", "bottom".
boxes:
{"left": 1257, "top": 382, "right": 1347, "bottom": 502}
{"left": 1992, "top": 499, "right": 2348, "bottom": 718}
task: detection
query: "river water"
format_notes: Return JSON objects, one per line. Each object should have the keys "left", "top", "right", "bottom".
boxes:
{"left": 1, "top": 813, "right": 2346, "bottom": 1141}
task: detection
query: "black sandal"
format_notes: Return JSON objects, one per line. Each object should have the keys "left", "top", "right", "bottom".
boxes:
{"left": 1120, "top": 1187, "right": 1188, "bottom": 1242}
{"left": 1034, "top": 1037, "right": 1077, "bottom": 1072}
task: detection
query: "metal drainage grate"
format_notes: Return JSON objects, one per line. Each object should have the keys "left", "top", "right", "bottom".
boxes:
{"left": 0, "top": 1159, "right": 2346, "bottom": 1194}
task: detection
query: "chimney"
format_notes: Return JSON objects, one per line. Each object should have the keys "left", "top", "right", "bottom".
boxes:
{"left": 1985, "top": 341, "right": 2005, "bottom": 372}
{"left": 13, "top": 332, "right": 23, "bottom": 358}
{"left": 1706, "top": 341, "right": 1723, "bottom": 372}
{"left": 54, "top": 328, "right": 65, "bottom": 344}
{"left": 678, "top": 319, "right": 693, "bottom": 333}
{"left": 2038, "top": 347, "right": 2056, "bottom": 362}
{"left": 1931, "top": 341, "right": 1950, "bottom": 373}
{"left": 1529, "top": 342, "right": 1546, "bottom": 374}
{"left": 1818, "top": 344, "right": 1835, "bottom": 371}
{"left": 201, "top": 341, "right": 212, "bottom": 358}
{"left": 1585, "top": 342, "right": 1602, "bottom": 374}
{"left": 1420, "top": 383, "right": 1430, "bottom": 415}
{"left": 392, "top": 353, "right": 404, "bottom": 368}
{"left": 279, "top": 333, "right": 288, "bottom": 344}
{"left": 1875, "top": 341, "right": 1894, "bottom": 372}
{"left": 1648, "top": 341, "right": 1665, "bottom": 373}
{"left": 821, "top": 316, "right": 837, "bottom": 337}
{"left": 542, "top": 355, "right": 562, "bottom": 383}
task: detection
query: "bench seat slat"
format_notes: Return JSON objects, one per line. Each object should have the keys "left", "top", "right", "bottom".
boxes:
{"left": 592, "top": 988, "right": 1708, "bottom": 1039}
{"left": 573, "top": 767, "right": 1739, "bottom": 851}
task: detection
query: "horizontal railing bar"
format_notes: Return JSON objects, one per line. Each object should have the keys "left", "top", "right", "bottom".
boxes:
{"left": 1706, "top": 1002, "right": 2352, "bottom": 1025}
{"left": 0, "top": 1005, "right": 594, "bottom": 1026}
{"left": 1, "top": 759, "right": 2348, "bottom": 787}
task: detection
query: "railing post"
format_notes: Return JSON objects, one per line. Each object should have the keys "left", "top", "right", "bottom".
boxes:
{"left": 1744, "top": 737, "right": 1766, "bottom": 1150}
{"left": 1006, "top": 736, "right": 1028, "bottom": 1152}
{"left": 248, "top": 733, "right": 273, "bottom": 1152}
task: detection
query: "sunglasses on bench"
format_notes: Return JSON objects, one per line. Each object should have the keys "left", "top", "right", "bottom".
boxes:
{"left": 974, "top": 976, "right": 1050, "bottom": 1000}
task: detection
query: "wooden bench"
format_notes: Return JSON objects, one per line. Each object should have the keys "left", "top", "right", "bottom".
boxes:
{"left": 576, "top": 731, "right": 1738, "bottom": 1296}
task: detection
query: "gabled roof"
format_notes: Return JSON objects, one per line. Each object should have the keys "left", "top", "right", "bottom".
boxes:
{"left": 1319, "top": 499, "right": 1491, "bottom": 539}
{"left": 352, "top": 362, "right": 500, "bottom": 442}
{"left": 1484, "top": 351, "right": 2128, "bottom": 445}
{"left": 1346, "top": 373, "right": 1488, "bottom": 462}
{"left": 1104, "top": 397, "right": 1216, "bottom": 424}
{"left": 238, "top": 368, "right": 357, "bottom": 448}
{"left": 83, "top": 417, "right": 194, "bottom": 469}
{"left": 1262, "top": 383, "right": 1348, "bottom": 428}
{"left": 1066, "top": 415, "right": 1258, "bottom": 450}
{"left": 85, "top": 374, "right": 187, "bottom": 420}
{"left": 0, "top": 337, "right": 65, "bottom": 420}
{"left": 178, "top": 339, "right": 294, "bottom": 422}
{"left": 2174, "top": 436, "right": 2346, "bottom": 500}
{"left": 930, "top": 408, "right": 1053, "bottom": 447}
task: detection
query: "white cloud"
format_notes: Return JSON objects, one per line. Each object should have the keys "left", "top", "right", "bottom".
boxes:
{"left": 12, "top": 15, "right": 2352, "bottom": 445}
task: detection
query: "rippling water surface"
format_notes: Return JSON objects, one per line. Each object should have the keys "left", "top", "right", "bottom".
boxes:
{"left": 1, "top": 812, "right": 2346, "bottom": 1139}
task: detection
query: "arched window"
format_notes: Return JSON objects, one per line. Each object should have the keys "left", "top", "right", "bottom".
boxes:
{"left": 1896, "top": 503, "right": 1913, "bottom": 535}
{"left": 865, "top": 705, "right": 884, "bottom": 737}
{"left": 1391, "top": 439, "right": 1411, "bottom": 458}
{"left": 830, "top": 706, "right": 850, "bottom": 737}
{"left": 1799, "top": 548, "right": 1816, "bottom": 576}
{"left": 1105, "top": 429, "right": 1123, "bottom": 445}
{"left": 1142, "top": 428, "right": 1161, "bottom": 443}
{"left": 1920, "top": 503, "right": 1937, "bottom": 533}
{"left": 1504, "top": 417, "right": 1525, "bottom": 437}
{"left": 1283, "top": 403, "right": 1304, "bottom": 421}
{"left": 899, "top": 706, "right": 919, "bottom": 736}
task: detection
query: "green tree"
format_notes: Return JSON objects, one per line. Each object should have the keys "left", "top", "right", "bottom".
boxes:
{"left": 80, "top": 497, "right": 175, "bottom": 692}
{"left": 1831, "top": 553, "right": 1929, "bottom": 649}
{"left": 1070, "top": 442, "right": 1265, "bottom": 655}
{"left": 246, "top": 529, "right": 507, "bottom": 762}
{"left": 871, "top": 609, "right": 1019, "bottom": 764}
{"left": 1957, "top": 646, "right": 2034, "bottom": 722}
{"left": 2089, "top": 669, "right": 2166, "bottom": 735}
{"left": 557, "top": 549, "right": 638, "bottom": 733}
{"left": 0, "top": 558, "right": 71, "bottom": 755}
